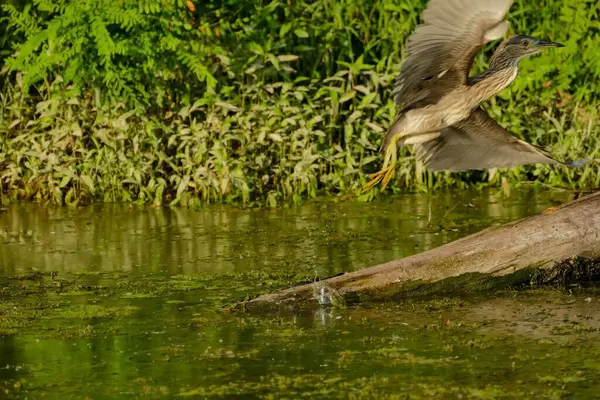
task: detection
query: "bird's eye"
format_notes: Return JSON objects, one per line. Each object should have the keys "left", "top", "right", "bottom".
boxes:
{"left": 521, "top": 40, "right": 530, "bottom": 47}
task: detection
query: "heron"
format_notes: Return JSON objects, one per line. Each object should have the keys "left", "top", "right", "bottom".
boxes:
{"left": 364, "top": 0, "right": 587, "bottom": 192}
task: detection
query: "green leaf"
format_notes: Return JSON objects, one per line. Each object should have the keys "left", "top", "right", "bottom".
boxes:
{"left": 278, "top": 54, "right": 299, "bottom": 62}
{"left": 59, "top": 176, "right": 72, "bottom": 188}
{"left": 294, "top": 29, "right": 309, "bottom": 38}
{"left": 280, "top": 23, "right": 292, "bottom": 37}
{"left": 80, "top": 175, "right": 95, "bottom": 192}
{"left": 340, "top": 90, "right": 356, "bottom": 103}
{"left": 268, "top": 134, "right": 283, "bottom": 142}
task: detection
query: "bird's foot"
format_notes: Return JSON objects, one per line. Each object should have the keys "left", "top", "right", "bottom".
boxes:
{"left": 362, "top": 166, "right": 395, "bottom": 193}
{"left": 362, "top": 139, "right": 399, "bottom": 193}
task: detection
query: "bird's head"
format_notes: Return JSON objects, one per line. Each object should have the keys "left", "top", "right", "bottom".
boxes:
{"left": 491, "top": 35, "right": 564, "bottom": 68}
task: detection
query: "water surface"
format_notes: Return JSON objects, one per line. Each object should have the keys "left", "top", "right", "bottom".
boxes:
{"left": 0, "top": 188, "right": 570, "bottom": 276}
{"left": 2, "top": 188, "right": 599, "bottom": 399}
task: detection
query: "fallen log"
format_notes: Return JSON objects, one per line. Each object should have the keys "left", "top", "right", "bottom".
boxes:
{"left": 245, "top": 191, "right": 600, "bottom": 312}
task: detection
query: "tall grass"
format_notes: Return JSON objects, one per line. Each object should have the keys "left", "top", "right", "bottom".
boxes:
{"left": 0, "top": 0, "right": 598, "bottom": 207}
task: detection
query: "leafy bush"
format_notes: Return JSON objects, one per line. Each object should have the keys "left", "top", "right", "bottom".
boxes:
{"left": 0, "top": 0, "right": 598, "bottom": 207}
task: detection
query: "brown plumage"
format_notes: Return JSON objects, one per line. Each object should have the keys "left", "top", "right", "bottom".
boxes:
{"left": 364, "top": 0, "right": 586, "bottom": 192}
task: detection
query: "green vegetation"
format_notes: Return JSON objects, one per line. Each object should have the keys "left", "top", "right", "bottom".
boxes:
{"left": 1, "top": 0, "right": 599, "bottom": 207}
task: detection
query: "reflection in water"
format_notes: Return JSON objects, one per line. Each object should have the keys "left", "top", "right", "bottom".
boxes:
{"left": 0, "top": 188, "right": 570, "bottom": 277}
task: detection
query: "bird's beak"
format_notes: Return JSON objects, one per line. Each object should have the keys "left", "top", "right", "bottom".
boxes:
{"left": 534, "top": 40, "right": 565, "bottom": 48}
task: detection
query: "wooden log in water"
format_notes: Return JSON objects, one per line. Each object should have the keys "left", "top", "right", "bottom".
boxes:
{"left": 245, "top": 191, "right": 600, "bottom": 311}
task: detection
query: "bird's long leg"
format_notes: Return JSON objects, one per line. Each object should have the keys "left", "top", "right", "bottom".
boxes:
{"left": 362, "top": 130, "right": 437, "bottom": 193}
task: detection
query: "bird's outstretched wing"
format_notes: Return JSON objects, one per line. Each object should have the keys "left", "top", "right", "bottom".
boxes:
{"left": 413, "top": 107, "right": 583, "bottom": 171}
{"left": 394, "top": 0, "right": 514, "bottom": 110}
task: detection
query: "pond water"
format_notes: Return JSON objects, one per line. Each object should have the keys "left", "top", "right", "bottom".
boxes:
{"left": 1, "top": 188, "right": 599, "bottom": 399}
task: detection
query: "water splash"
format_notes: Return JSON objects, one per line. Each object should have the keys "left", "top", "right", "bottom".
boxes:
{"left": 313, "top": 281, "right": 345, "bottom": 308}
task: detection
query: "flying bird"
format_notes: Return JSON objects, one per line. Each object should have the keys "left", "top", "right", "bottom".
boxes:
{"left": 364, "top": 0, "right": 586, "bottom": 192}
